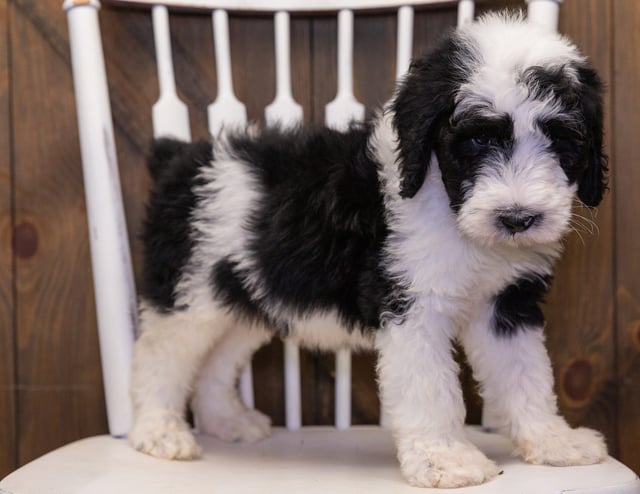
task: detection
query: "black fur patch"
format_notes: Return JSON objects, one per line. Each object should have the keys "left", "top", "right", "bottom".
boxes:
{"left": 210, "top": 259, "right": 287, "bottom": 333}
{"left": 214, "top": 125, "right": 398, "bottom": 331}
{"left": 140, "top": 138, "right": 212, "bottom": 311}
{"left": 493, "top": 274, "right": 551, "bottom": 337}
{"left": 522, "top": 63, "right": 607, "bottom": 207}
{"left": 392, "top": 31, "right": 479, "bottom": 199}
{"left": 436, "top": 109, "right": 515, "bottom": 211}
{"left": 573, "top": 66, "right": 608, "bottom": 207}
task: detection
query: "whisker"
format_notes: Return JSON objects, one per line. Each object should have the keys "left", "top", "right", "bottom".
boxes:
{"left": 570, "top": 212, "right": 599, "bottom": 236}
{"left": 568, "top": 224, "right": 586, "bottom": 245}
{"left": 569, "top": 220, "right": 595, "bottom": 238}
{"left": 570, "top": 201, "right": 600, "bottom": 236}
{"left": 569, "top": 218, "right": 594, "bottom": 235}
{"left": 573, "top": 198, "right": 599, "bottom": 221}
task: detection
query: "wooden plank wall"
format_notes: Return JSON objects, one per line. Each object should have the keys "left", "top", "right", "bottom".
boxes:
{"left": 549, "top": 0, "right": 616, "bottom": 448}
{"left": 613, "top": 0, "right": 640, "bottom": 472}
{"left": 0, "top": 0, "right": 16, "bottom": 477}
{"left": 1, "top": 0, "right": 639, "bottom": 479}
{"left": 8, "top": 0, "right": 108, "bottom": 472}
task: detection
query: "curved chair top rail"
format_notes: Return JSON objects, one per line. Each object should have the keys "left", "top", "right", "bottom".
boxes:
{"left": 70, "top": 0, "right": 467, "bottom": 12}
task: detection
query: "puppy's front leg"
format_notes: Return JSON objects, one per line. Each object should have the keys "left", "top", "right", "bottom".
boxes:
{"left": 376, "top": 311, "right": 500, "bottom": 488}
{"left": 460, "top": 302, "right": 607, "bottom": 466}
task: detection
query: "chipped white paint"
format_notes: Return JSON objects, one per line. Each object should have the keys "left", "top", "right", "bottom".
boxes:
{"left": 64, "top": 0, "right": 136, "bottom": 436}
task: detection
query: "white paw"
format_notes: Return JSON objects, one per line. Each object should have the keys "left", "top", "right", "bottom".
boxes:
{"left": 398, "top": 438, "right": 501, "bottom": 488}
{"left": 517, "top": 423, "right": 607, "bottom": 466}
{"left": 198, "top": 408, "right": 272, "bottom": 443}
{"left": 128, "top": 410, "right": 201, "bottom": 460}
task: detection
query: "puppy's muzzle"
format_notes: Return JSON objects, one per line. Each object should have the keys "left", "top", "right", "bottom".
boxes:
{"left": 497, "top": 208, "right": 542, "bottom": 234}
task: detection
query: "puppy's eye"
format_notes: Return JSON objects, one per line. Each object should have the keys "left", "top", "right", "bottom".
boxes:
{"left": 460, "top": 134, "right": 496, "bottom": 154}
{"left": 471, "top": 134, "right": 492, "bottom": 147}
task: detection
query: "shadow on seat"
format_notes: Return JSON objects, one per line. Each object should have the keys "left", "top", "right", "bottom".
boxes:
{"left": 2, "top": 426, "right": 639, "bottom": 493}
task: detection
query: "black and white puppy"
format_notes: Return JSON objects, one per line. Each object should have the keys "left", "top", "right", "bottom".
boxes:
{"left": 129, "top": 13, "right": 608, "bottom": 488}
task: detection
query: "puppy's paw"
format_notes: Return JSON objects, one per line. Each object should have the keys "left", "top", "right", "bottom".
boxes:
{"left": 399, "top": 438, "right": 501, "bottom": 488}
{"left": 199, "top": 408, "right": 272, "bottom": 443}
{"left": 517, "top": 422, "right": 607, "bottom": 466}
{"left": 129, "top": 410, "right": 201, "bottom": 460}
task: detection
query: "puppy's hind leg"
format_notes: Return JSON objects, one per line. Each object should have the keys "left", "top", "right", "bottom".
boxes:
{"left": 129, "top": 301, "right": 233, "bottom": 460}
{"left": 192, "top": 322, "right": 272, "bottom": 443}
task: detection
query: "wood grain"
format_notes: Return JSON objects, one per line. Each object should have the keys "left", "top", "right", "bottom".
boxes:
{"left": 545, "top": 0, "right": 617, "bottom": 449}
{"left": 0, "top": 0, "right": 16, "bottom": 479}
{"left": 613, "top": 0, "right": 640, "bottom": 476}
{"left": 99, "top": 7, "right": 159, "bottom": 279}
{"left": 11, "top": 0, "right": 107, "bottom": 465}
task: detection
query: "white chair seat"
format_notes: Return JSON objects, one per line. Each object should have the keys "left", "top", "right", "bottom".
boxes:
{"left": 2, "top": 426, "right": 638, "bottom": 494}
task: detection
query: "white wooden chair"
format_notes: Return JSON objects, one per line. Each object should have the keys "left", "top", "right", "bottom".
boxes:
{"left": 1, "top": 1, "right": 639, "bottom": 492}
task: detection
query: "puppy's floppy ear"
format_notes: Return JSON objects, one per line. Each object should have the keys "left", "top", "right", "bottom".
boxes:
{"left": 392, "top": 35, "right": 472, "bottom": 199}
{"left": 575, "top": 65, "right": 608, "bottom": 208}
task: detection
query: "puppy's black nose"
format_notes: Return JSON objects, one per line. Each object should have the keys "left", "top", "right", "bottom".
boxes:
{"left": 498, "top": 211, "right": 540, "bottom": 234}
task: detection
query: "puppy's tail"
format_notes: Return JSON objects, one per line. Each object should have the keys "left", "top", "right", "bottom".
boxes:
{"left": 147, "top": 137, "right": 213, "bottom": 183}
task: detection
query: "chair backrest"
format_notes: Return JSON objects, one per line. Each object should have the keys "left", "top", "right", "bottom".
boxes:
{"left": 62, "top": 0, "right": 561, "bottom": 437}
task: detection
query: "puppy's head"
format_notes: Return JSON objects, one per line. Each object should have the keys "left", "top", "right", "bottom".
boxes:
{"left": 392, "top": 13, "right": 606, "bottom": 247}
